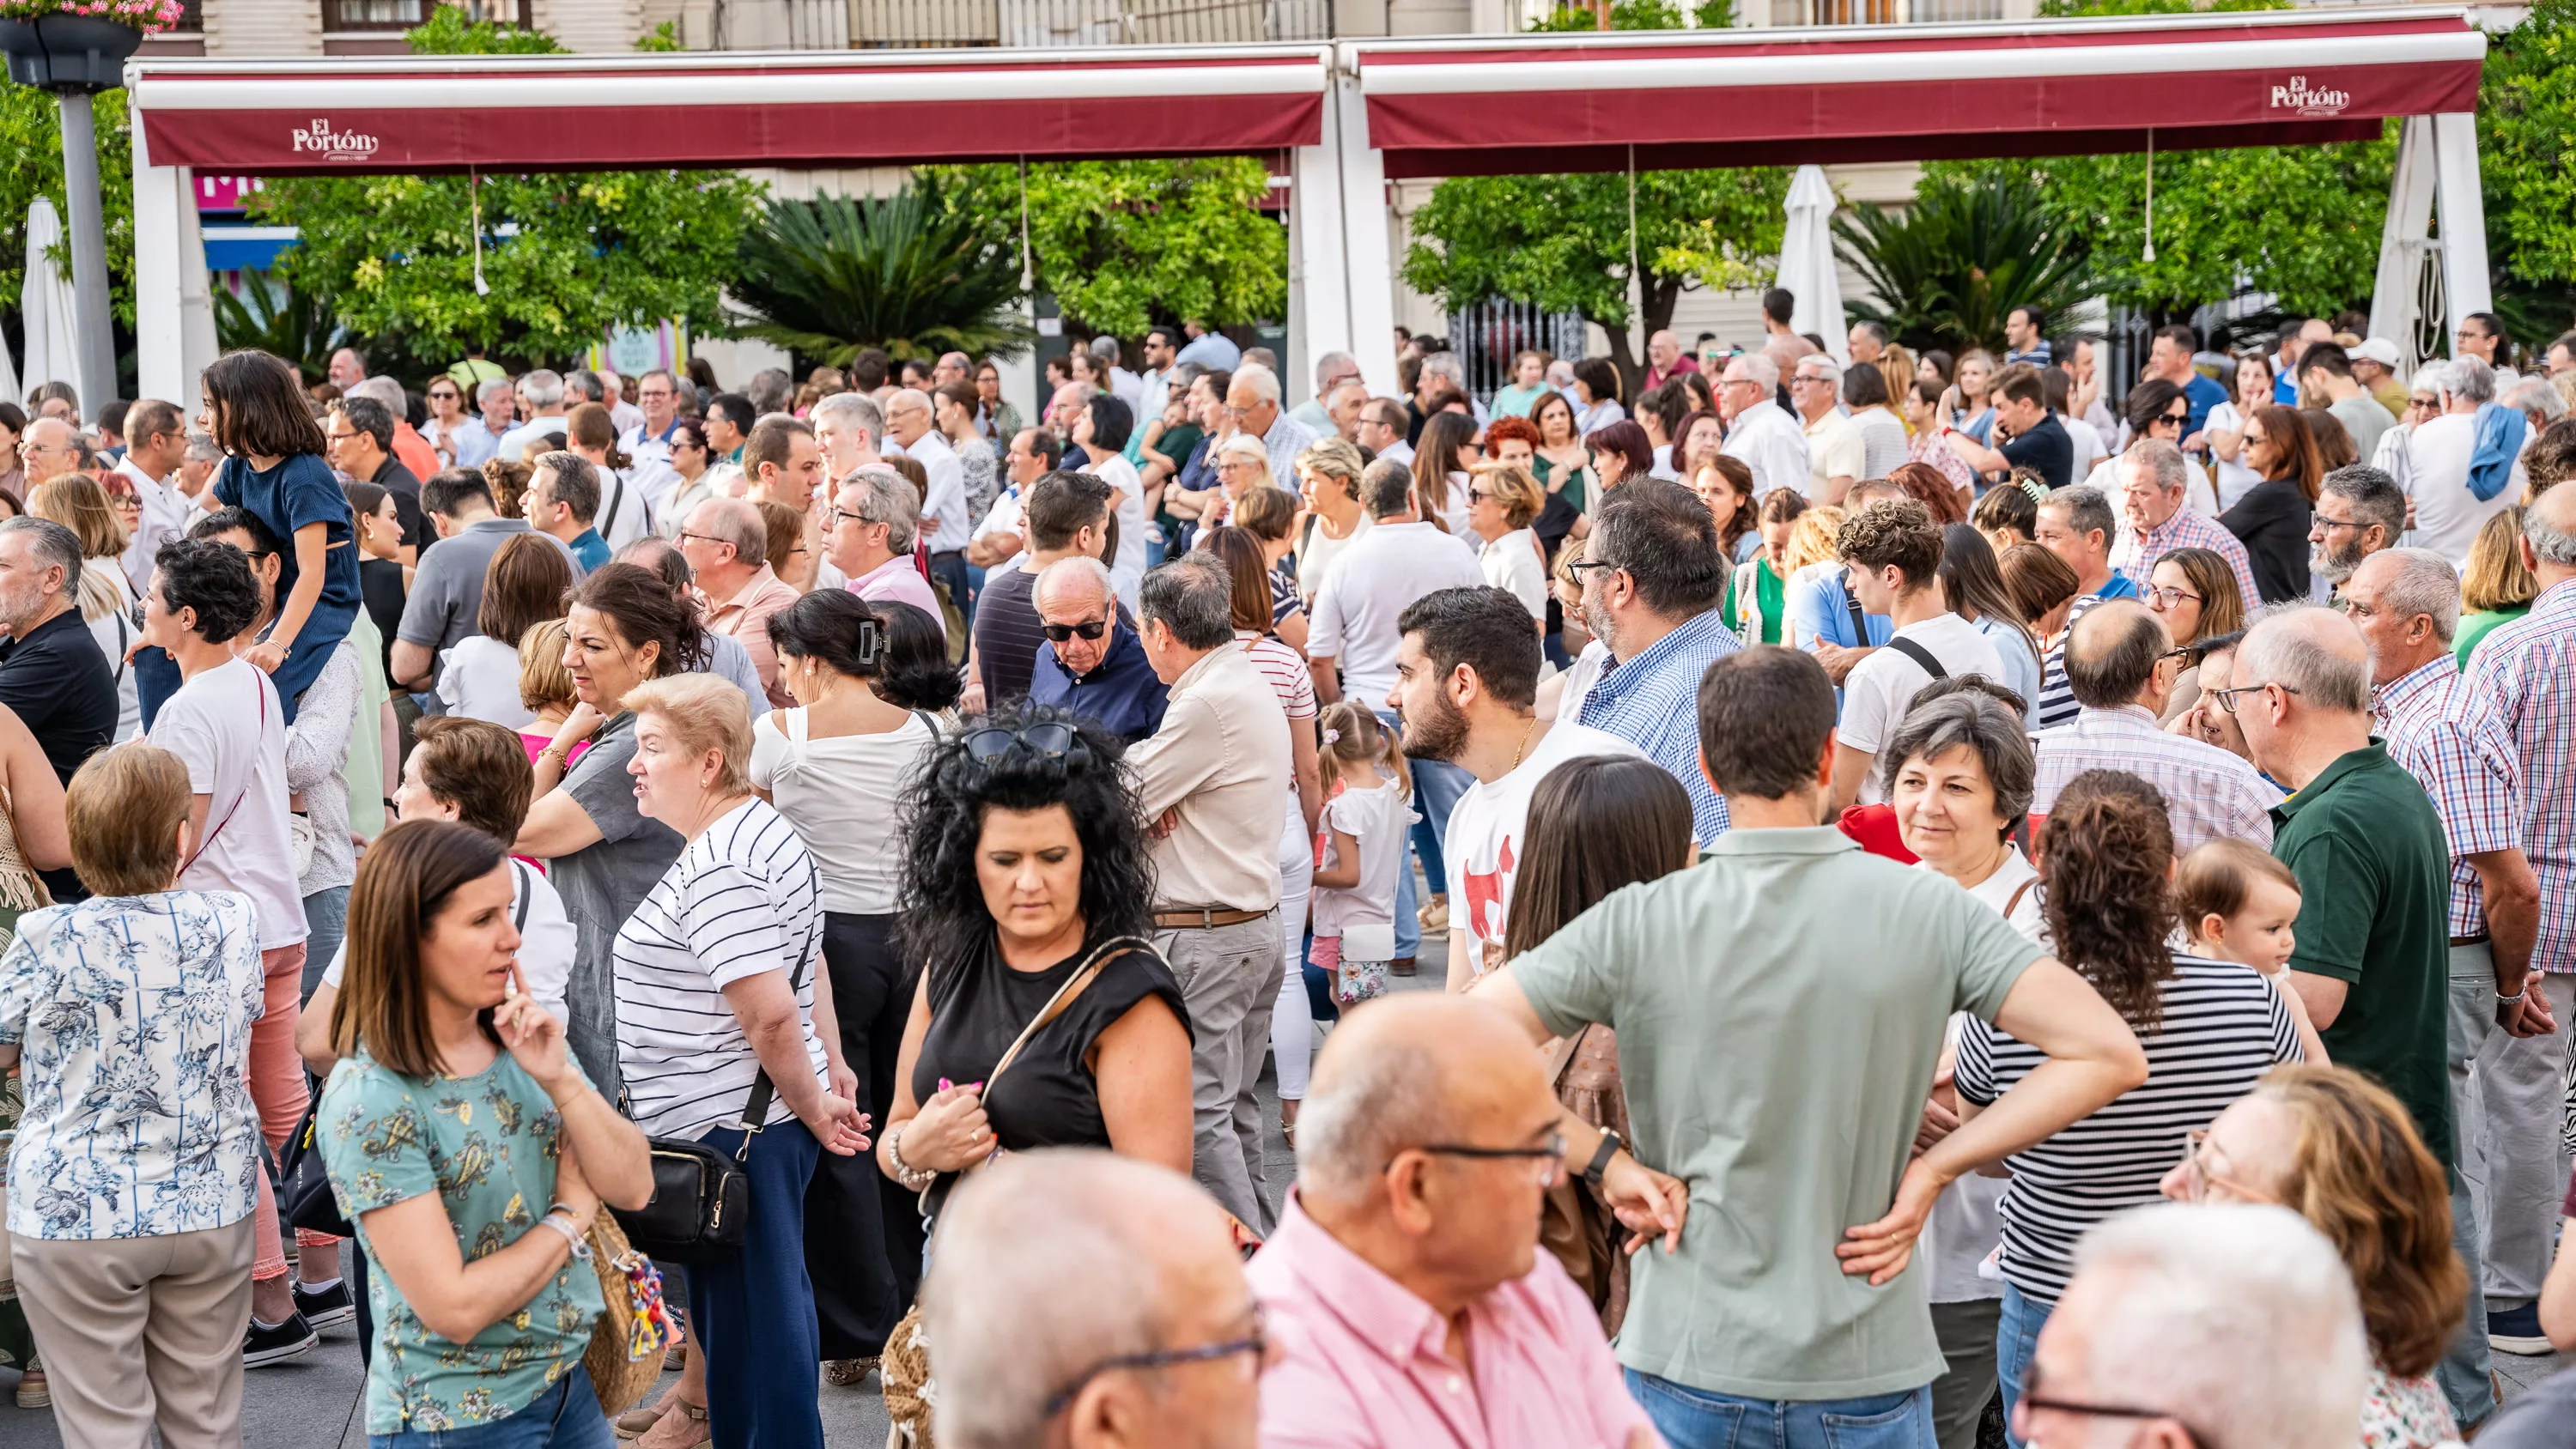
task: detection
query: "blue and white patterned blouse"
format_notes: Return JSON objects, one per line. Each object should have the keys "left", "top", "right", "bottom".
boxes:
{"left": 0, "top": 891, "right": 265, "bottom": 1240}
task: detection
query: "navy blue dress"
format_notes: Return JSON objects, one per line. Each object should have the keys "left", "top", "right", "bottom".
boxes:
{"left": 215, "top": 452, "right": 361, "bottom": 724}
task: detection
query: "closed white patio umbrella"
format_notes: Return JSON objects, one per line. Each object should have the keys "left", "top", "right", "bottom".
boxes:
{"left": 1776, "top": 165, "right": 1850, "bottom": 367}
{"left": 20, "top": 197, "right": 82, "bottom": 403}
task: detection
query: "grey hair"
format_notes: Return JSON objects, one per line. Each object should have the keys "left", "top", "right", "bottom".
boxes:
{"left": 1165, "top": 361, "right": 1205, "bottom": 395}
{"left": 343, "top": 375, "right": 406, "bottom": 413}
{"left": 923, "top": 1151, "right": 1190, "bottom": 1449}
{"left": 2530, "top": 488, "right": 2576, "bottom": 566}
{"left": 2071, "top": 1203, "right": 2369, "bottom": 1449}
{"left": 2042, "top": 484, "right": 2117, "bottom": 550}
{"left": 476, "top": 377, "right": 515, "bottom": 409}
{"left": 1360, "top": 456, "right": 1415, "bottom": 519}
{"left": 2409, "top": 361, "right": 2453, "bottom": 403}
{"left": 1231, "top": 363, "right": 1283, "bottom": 405}
{"left": 563, "top": 368, "right": 606, "bottom": 403}
{"left": 0, "top": 516, "right": 82, "bottom": 586}
{"left": 1034, "top": 555, "right": 1115, "bottom": 610}
{"left": 519, "top": 368, "right": 565, "bottom": 410}
{"left": 2238, "top": 605, "right": 2373, "bottom": 715}
{"left": 1138, "top": 552, "right": 1234, "bottom": 650}
{"left": 2318, "top": 464, "right": 2407, "bottom": 543}
{"left": 1294, "top": 1033, "right": 1460, "bottom": 1201}
{"left": 532, "top": 451, "right": 599, "bottom": 524}
{"left": 2063, "top": 601, "right": 2169, "bottom": 709}
{"left": 1089, "top": 336, "right": 1121, "bottom": 367}
{"left": 1878, "top": 689, "right": 2036, "bottom": 828}
{"left": 2441, "top": 355, "right": 2496, "bottom": 406}
{"left": 811, "top": 389, "right": 884, "bottom": 443}
{"left": 1795, "top": 355, "right": 1843, "bottom": 391}
{"left": 686, "top": 495, "right": 768, "bottom": 560}
{"left": 184, "top": 433, "right": 225, "bottom": 464}
{"left": 1312, "top": 349, "right": 1357, "bottom": 391}
{"left": 1733, "top": 352, "right": 1781, "bottom": 390}
{"left": 2122, "top": 437, "right": 2190, "bottom": 496}
{"left": 885, "top": 387, "right": 933, "bottom": 421}
{"left": 1419, "top": 352, "right": 1467, "bottom": 386}
{"left": 2505, "top": 377, "right": 2569, "bottom": 424}
{"left": 846, "top": 464, "right": 920, "bottom": 553}
{"left": 2371, "top": 547, "right": 2463, "bottom": 645}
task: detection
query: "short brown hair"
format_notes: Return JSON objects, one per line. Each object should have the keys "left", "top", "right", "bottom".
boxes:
{"left": 2000, "top": 541, "right": 2081, "bottom": 621}
{"left": 743, "top": 416, "right": 812, "bottom": 485}
{"left": 331, "top": 820, "right": 510, "bottom": 1079}
{"left": 622, "top": 673, "right": 754, "bottom": 797}
{"left": 410, "top": 717, "right": 536, "bottom": 842}
{"left": 1835, "top": 497, "right": 1943, "bottom": 590}
{"left": 477, "top": 530, "right": 574, "bottom": 646}
{"left": 66, "top": 744, "right": 191, "bottom": 896}
{"left": 1232, "top": 485, "right": 1297, "bottom": 543}
{"left": 756, "top": 500, "right": 805, "bottom": 578}
{"left": 2176, "top": 837, "right": 2300, "bottom": 931}
{"left": 1992, "top": 362, "right": 2046, "bottom": 411}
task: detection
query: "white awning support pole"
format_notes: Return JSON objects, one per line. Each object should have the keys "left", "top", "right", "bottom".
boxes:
{"left": 1292, "top": 54, "right": 1398, "bottom": 398}
{"left": 2429, "top": 110, "right": 2491, "bottom": 350}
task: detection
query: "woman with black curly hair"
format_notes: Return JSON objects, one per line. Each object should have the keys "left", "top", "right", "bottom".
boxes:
{"left": 1953, "top": 767, "right": 2304, "bottom": 1443}
{"left": 875, "top": 700, "right": 1192, "bottom": 1225}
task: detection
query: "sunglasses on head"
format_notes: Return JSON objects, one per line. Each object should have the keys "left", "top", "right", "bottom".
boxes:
{"left": 959, "top": 721, "right": 1094, "bottom": 772}
{"left": 1042, "top": 619, "right": 1109, "bottom": 642}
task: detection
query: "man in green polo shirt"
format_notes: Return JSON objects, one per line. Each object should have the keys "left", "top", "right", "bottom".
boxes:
{"left": 1469, "top": 646, "right": 2147, "bottom": 1447}
{"left": 2234, "top": 606, "right": 2455, "bottom": 1167}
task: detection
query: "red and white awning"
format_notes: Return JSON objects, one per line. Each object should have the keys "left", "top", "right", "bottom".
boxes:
{"left": 1351, "top": 9, "right": 2483, "bottom": 177}
{"left": 126, "top": 45, "right": 1330, "bottom": 173}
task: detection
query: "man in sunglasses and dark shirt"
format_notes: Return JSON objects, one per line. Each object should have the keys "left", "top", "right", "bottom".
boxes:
{"left": 1029, "top": 555, "right": 1168, "bottom": 743}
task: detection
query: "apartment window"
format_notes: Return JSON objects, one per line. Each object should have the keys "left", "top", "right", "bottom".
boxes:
{"left": 323, "top": 0, "right": 532, "bottom": 29}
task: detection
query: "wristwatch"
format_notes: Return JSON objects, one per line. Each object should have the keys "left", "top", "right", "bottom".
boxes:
{"left": 1582, "top": 1130, "right": 1625, "bottom": 1191}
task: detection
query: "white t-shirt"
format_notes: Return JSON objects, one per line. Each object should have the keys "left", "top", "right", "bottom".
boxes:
{"left": 974, "top": 485, "right": 1024, "bottom": 546}
{"left": 1089, "top": 452, "right": 1149, "bottom": 609}
{"left": 1443, "top": 720, "right": 1644, "bottom": 976}
{"left": 436, "top": 634, "right": 537, "bottom": 730}
{"left": 2202, "top": 401, "right": 2264, "bottom": 512}
{"left": 1295, "top": 514, "right": 1370, "bottom": 603}
{"left": 1838, "top": 611, "right": 2008, "bottom": 806}
{"left": 1479, "top": 528, "right": 1550, "bottom": 621}
{"left": 612, "top": 797, "right": 829, "bottom": 1142}
{"left": 1312, "top": 781, "right": 1408, "bottom": 958}
{"left": 2061, "top": 414, "right": 2110, "bottom": 480}
{"left": 749, "top": 707, "right": 939, "bottom": 916}
{"left": 909, "top": 431, "right": 971, "bottom": 555}
{"left": 1305, "top": 520, "right": 1485, "bottom": 704}
{"left": 153, "top": 658, "right": 306, "bottom": 949}
{"left": 2403, "top": 410, "right": 2519, "bottom": 562}
{"left": 325, "top": 858, "right": 576, "bottom": 1020}
{"left": 495, "top": 416, "right": 568, "bottom": 465}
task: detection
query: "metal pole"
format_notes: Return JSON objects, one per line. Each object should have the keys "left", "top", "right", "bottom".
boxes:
{"left": 55, "top": 91, "right": 118, "bottom": 419}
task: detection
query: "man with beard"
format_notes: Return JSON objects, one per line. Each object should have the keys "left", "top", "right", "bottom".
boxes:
{"left": 2309, "top": 464, "right": 2408, "bottom": 603}
{"left": 1387, "top": 585, "right": 1642, "bottom": 990}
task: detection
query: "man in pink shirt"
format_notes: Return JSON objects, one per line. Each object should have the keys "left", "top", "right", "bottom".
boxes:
{"left": 1249, "top": 994, "right": 1661, "bottom": 1449}
{"left": 825, "top": 463, "right": 945, "bottom": 640}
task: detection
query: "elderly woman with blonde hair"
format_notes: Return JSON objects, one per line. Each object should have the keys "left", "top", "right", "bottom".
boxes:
{"left": 1466, "top": 462, "right": 1549, "bottom": 622}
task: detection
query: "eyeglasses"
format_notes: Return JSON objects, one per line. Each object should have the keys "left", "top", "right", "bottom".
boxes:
{"left": 830, "top": 507, "right": 876, "bottom": 530}
{"left": 1042, "top": 618, "right": 1109, "bottom": 642}
{"left": 2143, "top": 585, "right": 2202, "bottom": 609}
{"left": 960, "top": 721, "right": 1093, "bottom": 768}
{"left": 675, "top": 531, "right": 736, "bottom": 553}
{"left": 2203, "top": 682, "right": 2300, "bottom": 715}
{"left": 1564, "top": 557, "right": 1624, "bottom": 581}
{"left": 1043, "top": 1303, "right": 1267, "bottom": 1416}
{"left": 1393, "top": 1131, "right": 1568, "bottom": 1187}
{"left": 2013, "top": 1362, "right": 2209, "bottom": 1447}
{"left": 2311, "top": 512, "right": 2363, "bottom": 534}
{"left": 2175, "top": 1127, "right": 2278, "bottom": 1204}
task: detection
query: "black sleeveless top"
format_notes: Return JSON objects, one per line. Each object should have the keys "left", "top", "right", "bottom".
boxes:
{"left": 911, "top": 930, "right": 1189, "bottom": 1210}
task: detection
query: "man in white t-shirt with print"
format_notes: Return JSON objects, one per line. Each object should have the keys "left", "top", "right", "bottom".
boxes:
{"left": 1388, "top": 585, "right": 1643, "bottom": 991}
{"left": 1831, "top": 498, "right": 2004, "bottom": 814}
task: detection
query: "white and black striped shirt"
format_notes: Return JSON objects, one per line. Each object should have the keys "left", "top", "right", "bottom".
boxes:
{"left": 612, "top": 797, "right": 829, "bottom": 1142}
{"left": 1955, "top": 955, "right": 2300, "bottom": 1301}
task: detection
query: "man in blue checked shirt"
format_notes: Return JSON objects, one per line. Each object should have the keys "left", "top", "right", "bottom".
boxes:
{"left": 1574, "top": 479, "right": 1743, "bottom": 845}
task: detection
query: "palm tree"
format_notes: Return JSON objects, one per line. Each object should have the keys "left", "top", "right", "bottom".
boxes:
{"left": 1836, "top": 170, "right": 2099, "bottom": 356}
{"left": 210, "top": 270, "right": 348, "bottom": 383}
{"left": 728, "top": 182, "right": 1033, "bottom": 367}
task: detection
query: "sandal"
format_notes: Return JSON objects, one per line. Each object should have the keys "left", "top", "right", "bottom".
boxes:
{"left": 823, "top": 1356, "right": 879, "bottom": 1386}
{"left": 615, "top": 1398, "right": 667, "bottom": 1440}
{"left": 15, "top": 1367, "right": 47, "bottom": 1410}
{"left": 635, "top": 1397, "right": 709, "bottom": 1449}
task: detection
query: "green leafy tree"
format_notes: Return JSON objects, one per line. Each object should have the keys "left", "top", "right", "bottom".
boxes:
{"left": 729, "top": 184, "right": 1033, "bottom": 365}
{"left": 2480, "top": 0, "right": 2576, "bottom": 343}
{"left": 249, "top": 6, "right": 759, "bottom": 369}
{"left": 1836, "top": 169, "right": 2099, "bottom": 354}
{"left": 0, "top": 81, "right": 137, "bottom": 326}
{"left": 920, "top": 159, "right": 1285, "bottom": 337}
{"left": 210, "top": 269, "right": 346, "bottom": 377}
{"left": 1400, "top": 2, "right": 1784, "bottom": 389}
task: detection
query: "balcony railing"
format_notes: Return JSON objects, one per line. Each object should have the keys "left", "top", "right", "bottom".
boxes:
{"left": 848, "top": 0, "right": 1335, "bottom": 45}
{"left": 322, "top": 0, "right": 531, "bottom": 30}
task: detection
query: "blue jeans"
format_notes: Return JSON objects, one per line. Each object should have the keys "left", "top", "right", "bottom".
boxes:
{"left": 690, "top": 1119, "right": 825, "bottom": 1449}
{"left": 1373, "top": 709, "right": 1473, "bottom": 962}
{"left": 368, "top": 1363, "right": 614, "bottom": 1448}
{"left": 1625, "top": 1370, "right": 1935, "bottom": 1449}
{"left": 1995, "top": 1282, "right": 2051, "bottom": 1449}
{"left": 301, "top": 886, "right": 350, "bottom": 1002}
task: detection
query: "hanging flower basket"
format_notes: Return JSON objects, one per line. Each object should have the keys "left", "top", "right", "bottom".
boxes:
{"left": 0, "top": 3, "right": 183, "bottom": 93}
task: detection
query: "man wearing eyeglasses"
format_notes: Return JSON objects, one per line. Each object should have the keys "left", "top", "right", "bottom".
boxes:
{"left": 112, "top": 398, "right": 197, "bottom": 597}
{"left": 1247, "top": 994, "right": 1661, "bottom": 1449}
{"left": 617, "top": 369, "right": 686, "bottom": 507}
{"left": 1028, "top": 555, "right": 1163, "bottom": 745}
{"left": 2108, "top": 440, "right": 2258, "bottom": 603}
{"left": 2016, "top": 1203, "right": 2368, "bottom": 1449}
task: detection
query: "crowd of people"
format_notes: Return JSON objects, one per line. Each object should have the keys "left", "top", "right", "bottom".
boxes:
{"left": 0, "top": 301, "right": 2569, "bottom": 1449}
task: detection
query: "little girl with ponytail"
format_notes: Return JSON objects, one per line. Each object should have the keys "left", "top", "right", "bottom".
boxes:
{"left": 1308, "top": 702, "right": 1411, "bottom": 1006}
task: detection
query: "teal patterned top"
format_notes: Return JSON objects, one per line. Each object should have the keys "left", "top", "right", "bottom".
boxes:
{"left": 319, "top": 1046, "right": 603, "bottom": 1434}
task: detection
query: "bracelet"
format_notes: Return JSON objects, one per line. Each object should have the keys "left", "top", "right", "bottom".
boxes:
{"left": 885, "top": 1126, "right": 937, "bottom": 1191}
{"left": 534, "top": 1210, "right": 591, "bottom": 1260}
{"left": 2499, "top": 988, "right": 2528, "bottom": 1006}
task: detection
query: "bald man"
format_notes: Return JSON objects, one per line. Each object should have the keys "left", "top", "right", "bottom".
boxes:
{"left": 1249, "top": 996, "right": 1658, "bottom": 1448}
{"left": 925, "top": 1149, "right": 1260, "bottom": 1449}
{"left": 682, "top": 496, "right": 799, "bottom": 706}
{"left": 17, "top": 415, "right": 81, "bottom": 488}
{"left": 1030, "top": 556, "right": 1165, "bottom": 743}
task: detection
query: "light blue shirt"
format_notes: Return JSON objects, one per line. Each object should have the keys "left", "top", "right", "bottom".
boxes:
{"left": 1578, "top": 608, "right": 1743, "bottom": 845}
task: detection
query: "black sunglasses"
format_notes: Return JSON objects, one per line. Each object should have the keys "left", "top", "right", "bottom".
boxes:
{"left": 960, "top": 722, "right": 1092, "bottom": 770}
{"left": 1042, "top": 619, "right": 1109, "bottom": 643}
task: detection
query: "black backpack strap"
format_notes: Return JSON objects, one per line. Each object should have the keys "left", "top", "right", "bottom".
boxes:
{"left": 510, "top": 859, "right": 532, "bottom": 932}
{"left": 1842, "top": 576, "right": 1870, "bottom": 646}
{"left": 1886, "top": 635, "right": 1947, "bottom": 680}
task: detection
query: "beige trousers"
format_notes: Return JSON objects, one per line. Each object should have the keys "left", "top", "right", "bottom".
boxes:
{"left": 10, "top": 1218, "right": 255, "bottom": 1449}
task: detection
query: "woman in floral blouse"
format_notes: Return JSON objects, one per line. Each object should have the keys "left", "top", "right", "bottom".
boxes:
{"left": 0, "top": 743, "right": 265, "bottom": 1446}
{"left": 2163, "top": 1064, "right": 2470, "bottom": 1449}
{"left": 319, "top": 820, "right": 651, "bottom": 1447}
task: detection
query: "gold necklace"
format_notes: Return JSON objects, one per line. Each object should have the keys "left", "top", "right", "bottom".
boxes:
{"left": 1510, "top": 714, "right": 1540, "bottom": 772}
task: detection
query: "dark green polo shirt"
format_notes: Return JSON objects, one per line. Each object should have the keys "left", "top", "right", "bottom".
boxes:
{"left": 2272, "top": 742, "right": 2454, "bottom": 1166}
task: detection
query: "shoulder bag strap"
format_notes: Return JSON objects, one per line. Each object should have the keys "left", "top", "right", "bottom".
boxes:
{"left": 181, "top": 681, "right": 266, "bottom": 875}
{"left": 723, "top": 837, "right": 822, "bottom": 1146}
{"left": 2003, "top": 877, "right": 2038, "bottom": 920}
{"left": 601, "top": 473, "right": 628, "bottom": 537}
{"left": 1886, "top": 635, "right": 1948, "bottom": 680}
{"left": 1842, "top": 576, "right": 1870, "bottom": 647}
{"left": 987, "top": 934, "right": 1157, "bottom": 1088}
{"left": 511, "top": 859, "right": 532, "bottom": 933}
